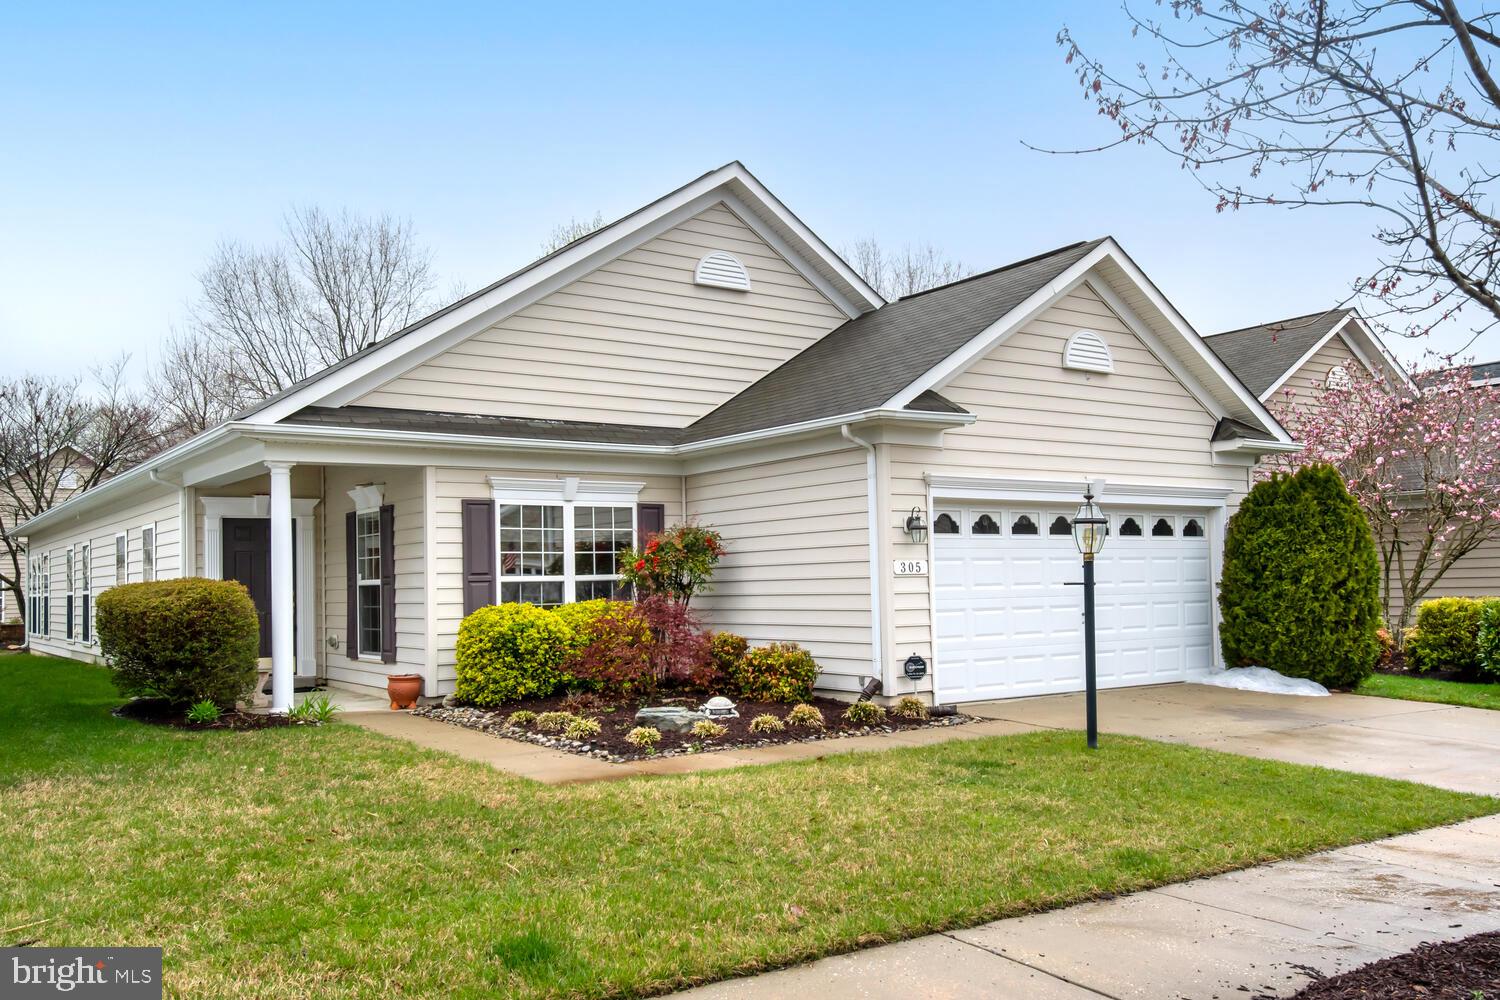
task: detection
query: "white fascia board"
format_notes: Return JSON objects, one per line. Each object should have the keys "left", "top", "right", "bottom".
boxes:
{"left": 245, "top": 163, "right": 877, "bottom": 424}
{"left": 1339, "top": 315, "right": 1420, "bottom": 394}
{"left": 718, "top": 192, "right": 863, "bottom": 319}
{"left": 1209, "top": 437, "right": 1304, "bottom": 455}
{"left": 13, "top": 425, "right": 236, "bottom": 537}
{"left": 1260, "top": 315, "right": 1355, "bottom": 400}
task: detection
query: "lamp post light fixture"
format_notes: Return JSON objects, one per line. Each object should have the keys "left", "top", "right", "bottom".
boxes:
{"left": 1071, "top": 486, "right": 1108, "bottom": 750}
{"left": 904, "top": 507, "right": 929, "bottom": 544}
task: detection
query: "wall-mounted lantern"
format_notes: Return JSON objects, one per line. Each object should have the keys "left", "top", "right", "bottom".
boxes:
{"left": 904, "top": 507, "right": 929, "bottom": 544}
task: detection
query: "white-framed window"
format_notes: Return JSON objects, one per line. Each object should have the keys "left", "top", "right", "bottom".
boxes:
{"left": 355, "top": 509, "right": 382, "bottom": 658}
{"left": 114, "top": 533, "right": 126, "bottom": 584}
{"left": 490, "top": 477, "right": 644, "bottom": 608}
{"left": 33, "top": 552, "right": 48, "bottom": 636}
{"left": 141, "top": 524, "right": 156, "bottom": 581}
{"left": 65, "top": 547, "right": 75, "bottom": 640}
{"left": 80, "top": 542, "right": 92, "bottom": 644}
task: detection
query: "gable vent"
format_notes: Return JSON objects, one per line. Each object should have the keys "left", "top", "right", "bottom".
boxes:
{"left": 1063, "top": 330, "right": 1114, "bottom": 373}
{"left": 694, "top": 251, "right": 751, "bottom": 291}
{"left": 1325, "top": 365, "right": 1352, "bottom": 390}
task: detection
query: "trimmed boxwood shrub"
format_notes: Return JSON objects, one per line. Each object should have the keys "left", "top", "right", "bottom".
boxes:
{"left": 729, "top": 642, "right": 820, "bottom": 703}
{"left": 96, "top": 578, "right": 260, "bottom": 707}
{"left": 1478, "top": 599, "right": 1500, "bottom": 680}
{"left": 454, "top": 603, "right": 575, "bottom": 706}
{"left": 1218, "top": 465, "right": 1381, "bottom": 688}
{"left": 1408, "top": 596, "right": 1498, "bottom": 679}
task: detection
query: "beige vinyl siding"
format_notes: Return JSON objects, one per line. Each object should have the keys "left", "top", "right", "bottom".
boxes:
{"left": 429, "top": 466, "right": 683, "bottom": 694}
{"left": 322, "top": 466, "right": 425, "bottom": 690}
{"left": 884, "top": 284, "right": 1248, "bottom": 682}
{"left": 686, "top": 439, "right": 873, "bottom": 691}
{"left": 1275, "top": 334, "right": 1361, "bottom": 407}
{"left": 192, "top": 468, "right": 323, "bottom": 576}
{"left": 26, "top": 486, "right": 182, "bottom": 662}
{"left": 1420, "top": 533, "right": 1500, "bottom": 602}
{"left": 355, "top": 204, "right": 848, "bottom": 427}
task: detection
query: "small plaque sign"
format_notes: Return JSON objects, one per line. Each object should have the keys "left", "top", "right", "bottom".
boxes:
{"left": 893, "top": 559, "right": 928, "bottom": 577}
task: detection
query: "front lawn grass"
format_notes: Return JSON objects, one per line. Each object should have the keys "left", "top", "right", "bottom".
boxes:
{"left": 3, "top": 654, "right": 1495, "bottom": 1000}
{"left": 1358, "top": 671, "right": 1500, "bottom": 711}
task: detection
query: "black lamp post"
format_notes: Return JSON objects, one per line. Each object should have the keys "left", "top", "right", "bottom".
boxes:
{"left": 1071, "top": 487, "right": 1107, "bottom": 749}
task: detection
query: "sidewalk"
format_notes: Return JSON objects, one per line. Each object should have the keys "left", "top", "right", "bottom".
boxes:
{"left": 673, "top": 814, "right": 1500, "bottom": 999}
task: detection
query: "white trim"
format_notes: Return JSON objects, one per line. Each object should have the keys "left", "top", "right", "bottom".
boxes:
{"left": 1062, "top": 329, "right": 1115, "bottom": 373}
{"left": 1210, "top": 437, "right": 1304, "bottom": 455}
{"left": 140, "top": 523, "right": 156, "bottom": 582}
{"left": 489, "top": 480, "right": 642, "bottom": 605}
{"left": 926, "top": 474, "right": 1233, "bottom": 509}
{"left": 693, "top": 250, "right": 752, "bottom": 291}
{"left": 717, "top": 193, "right": 859, "bottom": 318}
{"left": 112, "top": 532, "right": 126, "bottom": 587}
{"left": 1260, "top": 315, "right": 1361, "bottom": 400}
{"left": 346, "top": 483, "right": 385, "bottom": 513}
{"left": 200, "top": 494, "right": 320, "bottom": 676}
{"left": 840, "top": 425, "right": 883, "bottom": 684}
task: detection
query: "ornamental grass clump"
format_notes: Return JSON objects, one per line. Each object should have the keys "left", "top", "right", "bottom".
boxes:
{"left": 624, "top": 726, "right": 661, "bottom": 751}
{"left": 842, "top": 701, "right": 885, "bottom": 726}
{"left": 893, "top": 696, "right": 929, "bottom": 720}
{"left": 562, "top": 717, "right": 602, "bottom": 741}
{"left": 534, "top": 711, "right": 575, "bottom": 734}
{"left": 506, "top": 710, "right": 537, "bottom": 729}
{"left": 786, "top": 703, "right": 824, "bottom": 729}
{"left": 748, "top": 714, "right": 784, "bottom": 734}
{"left": 690, "top": 719, "right": 728, "bottom": 739}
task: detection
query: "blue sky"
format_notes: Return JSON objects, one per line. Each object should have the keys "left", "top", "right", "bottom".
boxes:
{"left": 1, "top": 2, "right": 1484, "bottom": 380}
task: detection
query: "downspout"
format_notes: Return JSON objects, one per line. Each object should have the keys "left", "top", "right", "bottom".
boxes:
{"left": 840, "top": 425, "right": 883, "bottom": 684}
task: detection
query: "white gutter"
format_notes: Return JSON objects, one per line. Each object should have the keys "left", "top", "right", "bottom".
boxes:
{"left": 1210, "top": 438, "right": 1305, "bottom": 455}
{"left": 840, "top": 424, "right": 883, "bottom": 682}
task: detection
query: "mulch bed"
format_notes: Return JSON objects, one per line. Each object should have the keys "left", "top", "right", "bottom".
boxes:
{"left": 415, "top": 693, "right": 975, "bottom": 763}
{"left": 1274, "top": 931, "right": 1500, "bottom": 999}
{"left": 114, "top": 697, "right": 295, "bottom": 730}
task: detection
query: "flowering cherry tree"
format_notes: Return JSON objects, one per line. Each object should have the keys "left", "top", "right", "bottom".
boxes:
{"left": 1266, "top": 365, "right": 1500, "bottom": 641}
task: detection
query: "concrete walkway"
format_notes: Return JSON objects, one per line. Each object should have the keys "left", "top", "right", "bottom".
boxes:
{"left": 967, "top": 683, "right": 1500, "bottom": 795}
{"left": 676, "top": 815, "right": 1500, "bottom": 999}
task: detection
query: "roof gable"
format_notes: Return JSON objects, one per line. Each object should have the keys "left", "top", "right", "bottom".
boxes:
{"left": 240, "top": 162, "right": 884, "bottom": 426}
{"left": 1206, "top": 309, "right": 1416, "bottom": 399}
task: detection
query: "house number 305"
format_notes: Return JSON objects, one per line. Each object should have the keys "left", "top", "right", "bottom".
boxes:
{"left": 893, "top": 559, "right": 928, "bottom": 577}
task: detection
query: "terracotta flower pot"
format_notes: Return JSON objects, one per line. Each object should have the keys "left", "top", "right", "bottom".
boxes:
{"left": 386, "top": 673, "right": 423, "bottom": 710}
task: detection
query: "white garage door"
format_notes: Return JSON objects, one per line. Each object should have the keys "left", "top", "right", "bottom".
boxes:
{"left": 933, "top": 505, "right": 1213, "bottom": 703}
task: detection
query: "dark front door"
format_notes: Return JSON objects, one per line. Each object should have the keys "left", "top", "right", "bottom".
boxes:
{"left": 223, "top": 518, "right": 272, "bottom": 656}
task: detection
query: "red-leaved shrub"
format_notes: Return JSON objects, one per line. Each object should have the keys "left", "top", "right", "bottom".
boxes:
{"left": 563, "top": 600, "right": 654, "bottom": 695}
{"left": 635, "top": 594, "right": 718, "bottom": 692}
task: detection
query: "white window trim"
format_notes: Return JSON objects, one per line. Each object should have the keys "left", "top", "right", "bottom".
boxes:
{"left": 353, "top": 508, "right": 383, "bottom": 662}
{"left": 65, "top": 545, "right": 76, "bottom": 641}
{"left": 140, "top": 523, "right": 156, "bottom": 582}
{"left": 80, "top": 541, "right": 93, "bottom": 645}
{"left": 488, "top": 477, "right": 645, "bottom": 605}
{"left": 113, "top": 532, "right": 126, "bottom": 587}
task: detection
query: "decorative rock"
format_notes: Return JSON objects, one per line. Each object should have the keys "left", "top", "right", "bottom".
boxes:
{"left": 634, "top": 706, "right": 708, "bottom": 733}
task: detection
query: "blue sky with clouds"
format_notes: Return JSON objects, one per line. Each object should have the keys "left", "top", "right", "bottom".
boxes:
{"left": 1, "top": 1, "right": 1483, "bottom": 380}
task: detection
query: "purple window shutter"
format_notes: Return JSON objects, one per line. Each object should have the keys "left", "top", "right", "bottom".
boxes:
{"left": 461, "top": 499, "right": 495, "bottom": 615}
{"left": 379, "top": 504, "right": 396, "bottom": 663}
{"left": 637, "top": 503, "right": 666, "bottom": 547}
{"left": 344, "top": 511, "right": 358, "bottom": 660}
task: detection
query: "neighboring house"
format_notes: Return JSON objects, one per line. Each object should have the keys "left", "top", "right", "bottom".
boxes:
{"left": 15, "top": 162, "right": 1294, "bottom": 709}
{"left": 1205, "top": 310, "right": 1500, "bottom": 609}
{"left": 1, "top": 448, "right": 96, "bottom": 628}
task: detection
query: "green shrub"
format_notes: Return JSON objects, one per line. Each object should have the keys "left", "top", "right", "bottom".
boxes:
{"left": 624, "top": 726, "right": 661, "bottom": 751}
{"left": 893, "top": 696, "right": 929, "bottom": 720}
{"left": 1218, "top": 465, "right": 1382, "bottom": 688}
{"left": 786, "top": 703, "right": 824, "bottom": 729}
{"left": 454, "top": 603, "right": 575, "bottom": 706}
{"left": 748, "top": 713, "right": 784, "bottom": 734}
{"left": 1408, "top": 597, "right": 1495, "bottom": 679}
{"left": 534, "top": 711, "right": 574, "bottom": 734}
{"left": 729, "top": 642, "right": 820, "bottom": 703}
{"left": 184, "top": 700, "right": 221, "bottom": 725}
{"left": 1479, "top": 600, "right": 1500, "bottom": 680}
{"left": 842, "top": 701, "right": 885, "bottom": 726}
{"left": 506, "top": 710, "right": 537, "bottom": 729}
{"left": 690, "top": 719, "right": 727, "bottom": 739}
{"left": 562, "top": 716, "right": 601, "bottom": 741}
{"left": 710, "top": 632, "right": 748, "bottom": 677}
{"left": 96, "top": 578, "right": 260, "bottom": 707}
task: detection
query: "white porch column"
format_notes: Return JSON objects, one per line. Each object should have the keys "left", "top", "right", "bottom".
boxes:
{"left": 268, "top": 461, "right": 296, "bottom": 713}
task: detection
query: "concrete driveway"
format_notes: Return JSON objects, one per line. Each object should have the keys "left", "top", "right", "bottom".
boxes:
{"left": 967, "top": 683, "right": 1500, "bottom": 795}
{"left": 673, "top": 685, "right": 1500, "bottom": 999}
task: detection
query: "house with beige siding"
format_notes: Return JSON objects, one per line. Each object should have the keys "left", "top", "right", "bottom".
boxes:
{"left": 1205, "top": 310, "right": 1500, "bottom": 611}
{"left": 15, "top": 162, "right": 1297, "bottom": 709}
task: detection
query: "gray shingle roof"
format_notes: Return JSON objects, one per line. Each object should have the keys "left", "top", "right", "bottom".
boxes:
{"left": 1203, "top": 309, "right": 1350, "bottom": 397}
{"left": 679, "top": 239, "right": 1105, "bottom": 442}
